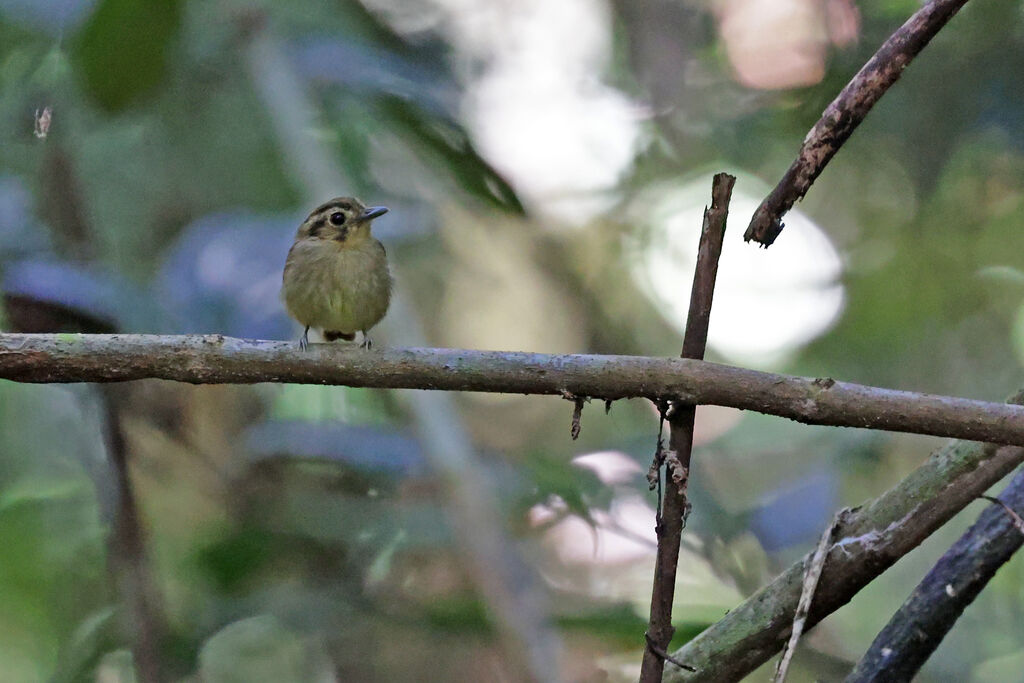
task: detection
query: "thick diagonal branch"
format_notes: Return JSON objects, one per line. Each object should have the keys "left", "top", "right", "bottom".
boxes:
{"left": 666, "top": 391, "right": 1024, "bottom": 682}
{"left": 641, "top": 173, "right": 734, "bottom": 682}
{"left": 744, "top": 0, "right": 971, "bottom": 246}
{"left": 5, "top": 334, "right": 1024, "bottom": 447}
{"left": 845, "top": 467, "right": 1024, "bottom": 682}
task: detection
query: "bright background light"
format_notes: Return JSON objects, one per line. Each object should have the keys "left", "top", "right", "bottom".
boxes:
{"left": 628, "top": 176, "right": 845, "bottom": 365}
{"left": 419, "top": 0, "right": 644, "bottom": 222}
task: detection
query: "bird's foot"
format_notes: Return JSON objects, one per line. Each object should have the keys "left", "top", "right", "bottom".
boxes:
{"left": 299, "top": 326, "right": 310, "bottom": 351}
{"left": 360, "top": 331, "right": 373, "bottom": 350}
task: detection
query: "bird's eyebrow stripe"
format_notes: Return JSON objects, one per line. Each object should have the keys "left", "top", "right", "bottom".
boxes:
{"left": 310, "top": 200, "right": 353, "bottom": 217}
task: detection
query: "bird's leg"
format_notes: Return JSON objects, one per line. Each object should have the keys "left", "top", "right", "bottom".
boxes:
{"left": 360, "top": 330, "right": 372, "bottom": 350}
{"left": 299, "top": 326, "right": 310, "bottom": 351}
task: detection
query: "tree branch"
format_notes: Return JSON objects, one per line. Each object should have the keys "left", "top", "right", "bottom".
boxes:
{"left": 100, "top": 386, "right": 168, "bottom": 683}
{"left": 744, "top": 0, "right": 971, "bottom": 247}
{"left": 666, "top": 392, "right": 1024, "bottom": 681}
{"left": 5, "top": 333, "right": 1024, "bottom": 447}
{"left": 774, "top": 512, "right": 843, "bottom": 683}
{"left": 845, "top": 468, "right": 1024, "bottom": 682}
{"left": 641, "top": 172, "right": 734, "bottom": 682}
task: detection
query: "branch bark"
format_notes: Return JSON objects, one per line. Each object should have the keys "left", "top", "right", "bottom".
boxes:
{"left": 5, "top": 334, "right": 1024, "bottom": 447}
{"left": 665, "top": 391, "right": 1024, "bottom": 681}
{"left": 641, "top": 172, "right": 734, "bottom": 682}
{"left": 744, "top": 0, "right": 971, "bottom": 246}
{"left": 845, "top": 467, "right": 1024, "bottom": 682}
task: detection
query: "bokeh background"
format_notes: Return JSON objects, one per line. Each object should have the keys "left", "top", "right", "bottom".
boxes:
{"left": 1, "top": 0, "right": 1023, "bottom": 681}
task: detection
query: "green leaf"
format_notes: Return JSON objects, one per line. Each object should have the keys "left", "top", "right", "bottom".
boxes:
{"left": 73, "top": 0, "right": 182, "bottom": 111}
{"left": 378, "top": 97, "right": 525, "bottom": 215}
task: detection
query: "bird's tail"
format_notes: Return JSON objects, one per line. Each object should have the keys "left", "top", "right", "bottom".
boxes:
{"left": 323, "top": 330, "right": 356, "bottom": 342}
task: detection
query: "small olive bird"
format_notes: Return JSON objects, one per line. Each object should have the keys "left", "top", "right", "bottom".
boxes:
{"left": 282, "top": 197, "right": 392, "bottom": 350}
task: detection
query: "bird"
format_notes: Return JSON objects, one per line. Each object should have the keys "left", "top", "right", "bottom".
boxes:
{"left": 282, "top": 197, "right": 392, "bottom": 350}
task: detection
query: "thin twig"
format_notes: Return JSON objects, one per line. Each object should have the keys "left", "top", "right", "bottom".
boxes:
{"left": 774, "top": 510, "right": 847, "bottom": 682}
{"left": 665, "top": 392, "right": 1024, "bottom": 682}
{"left": 744, "top": 0, "right": 971, "bottom": 246}
{"left": 648, "top": 407, "right": 668, "bottom": 492}
{"left": 979, "top": 495, "right": 1024, "bottom": 535}
{"left": 7, "top": 334, "right": 1024, "bottom": 447}
{"left": 640, "top": 172, "right": 734, "bottom": 683}
{"left": 645, "top": 633, "right": 697, "bottom": 673}
{"left": 680, "top": 175, "right": 734, "bottom": 361}
{"left": 845, "top": 470, "right": 1024, "bottom": 682}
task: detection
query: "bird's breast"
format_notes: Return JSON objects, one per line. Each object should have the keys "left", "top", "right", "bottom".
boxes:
{"left": 282, "top": 239, "right": 391, "bottom": 332}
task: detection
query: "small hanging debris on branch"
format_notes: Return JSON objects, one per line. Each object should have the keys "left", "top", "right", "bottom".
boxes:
{"left": 561, "top": 390, "right": 588, "bottom": 440}
{"left": 646, "top": 406, "right": 668, "bottom": 492}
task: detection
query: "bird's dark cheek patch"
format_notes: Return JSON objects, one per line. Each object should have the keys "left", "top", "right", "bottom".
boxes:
{"left": 334, "top": 227, "right": 349, "bottom": 242}
{"left": 308, "top": 218, "right": 326, "bottom": 237}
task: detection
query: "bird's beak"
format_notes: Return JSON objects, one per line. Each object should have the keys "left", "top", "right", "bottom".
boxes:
{"left": 360, "top": 206, "right": 389, "bottom": 221}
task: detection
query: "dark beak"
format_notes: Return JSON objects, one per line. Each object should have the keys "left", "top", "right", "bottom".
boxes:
{"left": 360, "top": 206, "right": 388, "bottom": 221}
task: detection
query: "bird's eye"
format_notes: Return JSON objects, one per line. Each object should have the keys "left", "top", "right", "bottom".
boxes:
{"left": 329, "top": 212, "right": 346, "bottom": 226}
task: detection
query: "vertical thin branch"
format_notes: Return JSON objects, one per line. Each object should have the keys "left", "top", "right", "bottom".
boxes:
{"left": 679, "top": 175, "right": 733, "bottom": 362}
{"left": 640, "top": 173, "right": 735, "bottom": 683}
{"left": 100, "top": 387, "right": 168, "bottom": 683}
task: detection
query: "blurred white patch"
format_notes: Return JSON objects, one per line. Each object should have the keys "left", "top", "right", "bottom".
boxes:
{"left": 532, "top": 494, "right": 656, "bottom": 565}
{"left": 716, "top": 0, "right": 828, "bottom": 90}
{"left": 420, "top": 0, "right": 643, "bottom": 223}
{"left": 627, "top": 176, "right": 845, "bottom": 365}
{"left": 467, "top": 67, "right": 640, "bottom": 222}
{"left": 528, "top": 486, "right": 744, "bottom": 613}
{"left": 572, "top": 450, "right": 643, "bottom": 486}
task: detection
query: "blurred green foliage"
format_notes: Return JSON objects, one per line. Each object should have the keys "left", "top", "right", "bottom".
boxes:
{"left": 0, "top": 0, "right": 1022, "bottom": 681}
{"left": 74, "top": 0, "right": 183, "bottom": 112}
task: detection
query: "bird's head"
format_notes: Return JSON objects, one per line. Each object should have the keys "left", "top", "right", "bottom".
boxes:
{"left": 296, "top": 197, "right": 388, "bottom": 246}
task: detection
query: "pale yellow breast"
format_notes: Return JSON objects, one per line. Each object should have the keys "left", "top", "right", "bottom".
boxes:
{"left": 282, "top": 238, "right": 392, "bottom": 334}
